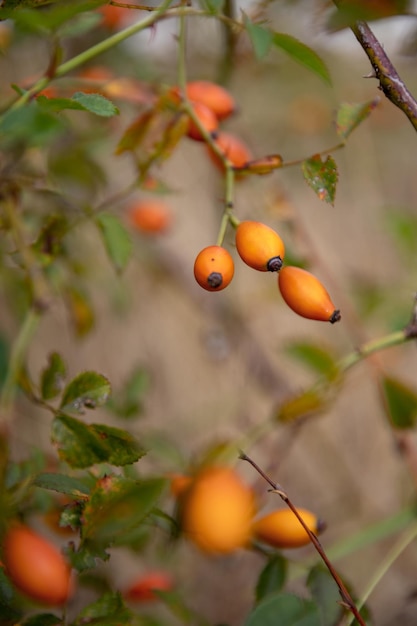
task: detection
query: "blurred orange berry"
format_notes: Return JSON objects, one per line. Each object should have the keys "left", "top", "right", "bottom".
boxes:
{"left": 127, "top": 199, "right": 173, "bottom": 234}
{"left": 186, "top": 80, "right": 236, "bottom": 121}
{"left": 123, "top": 571, "right": 173, "bottom": 602}
{"left": 2, "top": 524, "right": 74, "bottom": 605}
{"left": 187, "top": 101, "right": 219, "bottom": 141}
{"left": 180, "top": 466, "right": 255, "bottom": 554}
{"left": 207, "top": 132, "right": 252, "bottom": 173}
{"left": 252, "top": 507, "right": 325, "bottom": 549}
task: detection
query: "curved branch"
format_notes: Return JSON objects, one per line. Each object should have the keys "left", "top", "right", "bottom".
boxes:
{"left": 350, "top": 20, "right": 417, "bottom": 131}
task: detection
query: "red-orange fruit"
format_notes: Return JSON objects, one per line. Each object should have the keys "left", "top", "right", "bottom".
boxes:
{"left": 2, "top": 524, "right": 73, "bottom": 605}
{"left": 180, "top": 466, "right": 255, "bottom": 554}
{"left": 128, "top": 199, "right": 173, "bottom": 234}
{"left": 207, "top": 132, "right": 252, "bottom": 173}
{"left": 98, "top": 5, "right": 127, "bottom": 29}
{"left": 235, "top": 221, "right": 285, "bottom": 272}
{"left": 187, "top": 101, "right": 219, "bottom": 141}
{"left": 193, "top": 245, "right": 234, "bottom": 291}
{"left": 123, "top": 571, "right": 173, "bottom": 602}
{"left": 168, "top": 473, "right": 193, "bottom": 498}
{"left": 252, "top": 508, "right": 325, "bottom": 549}
{"left": 185, "top": 80, "right": 236, "bottom": 120}
{"left": 278, "top": 266, "right": 341, "bottom": 323}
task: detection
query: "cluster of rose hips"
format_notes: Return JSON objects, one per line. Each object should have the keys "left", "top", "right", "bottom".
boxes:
{"left": 168, "top": 80, "right": 341, "bottom": 324}
{"left": 170, "top": 466, "right": 324, "bottom": 555}
{"left": 194, "top": 220, "right": 341, "bottom": 324}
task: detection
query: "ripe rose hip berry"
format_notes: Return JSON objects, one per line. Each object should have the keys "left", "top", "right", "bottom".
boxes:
{"left": 185, "top": 80, "right": 236, "bottom": 121}
{"left": 193, "top": 245, "right": 234, "bottom": 291}
{"left": 207, "top": 132, "right": 252, "bottom": 173}
{"left": 2, "top": 524, "right": 73, "bottom": 605}
{"left": 123, "top": 571, "right": 173, "bottom": 602}
{"left": 180, "top": 466, "right": 255, "bottom": 554}
{"left": 235, "top": 220, "right": 285, "bottom": 272}
{"left": 127, "top": 199, "right": 173, "bottom": 234}
{"left": 252, "top": 507, "right": 325, "bottom": 549}
{"left": 278, "top": 266, "right": 341, "bottom": 323}
{"left": 187, "top": 101, "right": 219, "bottom": 141}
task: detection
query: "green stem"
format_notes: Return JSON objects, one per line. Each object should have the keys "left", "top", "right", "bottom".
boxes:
{"left": 7, "top": 0, "right": 173, "bottom": 111}
{"left": 338, "top": 329, "right": 407, "bottom": 372}
{"left": 216, "top": 166, "right": 236, "bottom": 246}
{"left": 176, "top": 2, "right": 188, "bottom": 92}
{"left": 345, "top": 519, "right": 417, "bottom": 626}
{"left": 0, "top": 308, "right": 41, "bottom": 422}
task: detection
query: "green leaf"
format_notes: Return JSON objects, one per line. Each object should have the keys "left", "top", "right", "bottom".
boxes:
{"left": 33, "top": 472, "right": 90, "bottom": 498}
{"left": 36, "top": 95, "right": 86, "bottom": 113}
{"left": 22, "top": 614, "right": 63, "bottom": 626}
{"left": 51, "top": 414, "right": 145, "bottom": 468}
{"left": 66, "top": 538, "right": 110, "bottom": 572}
{"left": 65, "top": 287, "right": 95, "bottom": 338}
{"left": 60, "top": 371, "right": 111, "bottom": 414}
{"left": 255, "top": 555, "right": 287, "bottom": 602}
{"left": 244, "top": 592, "right": 321, "bottom": 626}
{"left": 306, "top": 565, "right": 343, "bottom": 626}
{"left": 71, "top": 92, "right": 119, "bottom": 117}
{"left": 272, "top": 33, "right": 331, "bottom": 85}
{"left": 244, "top": 14, "right": 273, "bottom": 60}
{"left": 32, "top": 212, "right": 70, "bottom": 267}
{"left": 285, "top": 341, "right": 338, "bottom": 381}
{"left": 81, "top": 475, "right": 167, "bottom": 543}
{"left": 41, "top": 352, "right": 67, "bottom": 400}
{"left": 277, "top": 389, "right": 327, "bottom": 423}
{"left": 302, "top": 154, "right": 338, "bottom": 205}
{"left": 95, "top": 212, "right": 133, "bottom": 274}
{"left": 89, "top": 423, "right": 146, "bottom": 466}
{"left": 51, "top": 414, "right": 110, "bottom": 468}
{"left": 74, "top": 591, "right": 132, "bottom": 625}
{"left": 336, "top": 99, "right": 380, "bottom": 141}
{"left": 0, "top": 1, "right": 104, "bottom": 33}
{"left": 0, "top": 102, "right": 65, "bottom": 148}
{"left": 381, "top": 376, "right": 417, "bottom": 429}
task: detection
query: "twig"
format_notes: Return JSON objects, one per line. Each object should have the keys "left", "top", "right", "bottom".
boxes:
{"left": 341, "top": 14, "right": 417, "bottom": 131}
{"left": 240, "top": 451, "right": 367, "bottom": 626}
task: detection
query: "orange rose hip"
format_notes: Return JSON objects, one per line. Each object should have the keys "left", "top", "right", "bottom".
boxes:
{"left": 187, "top": 101, "right": 219, "bottom": 141}
{"left": 180, "top": 466, "right": 255, "bottom": 554}
{"left": 235, "top": 220, "right": 285, "bottom": 272}
{"left": 2, "top": 524, "right": 73, "bottom": 605}
{"left": 207, "top": 132, "right": 252, "bottom": 172}
{"left": 193, "top": 245, "right": 234, "bottom": 291}
{"left": 186, "top": 80, "right": 236, "bottom": 120}
{"left": 252, "top": 507, "right": 325, "bottom": 549}
{"left": 127, "top": 199, "right": 173, "bottom": 234}
{"left": 278, "top": 266, "right": 341, "bottom": 323}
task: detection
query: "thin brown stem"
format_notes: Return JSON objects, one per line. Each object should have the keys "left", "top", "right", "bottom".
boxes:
{"left": 240, "top": 452, "right": 367, "bottom": 626}
{"left": 332, "top": 5, "right": 417, "bottom": 131}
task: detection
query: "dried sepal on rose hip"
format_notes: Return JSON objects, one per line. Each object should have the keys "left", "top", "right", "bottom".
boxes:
{"left": 235, "top": 220, "right": 285, "bottom": 272}
{"left": 193, "top": 245, "right": 234, "bottom": 291}
{"left": 252, "top": 507, "right": 326, "bottom": 549}
{"left": 278, "top": 266, "right": 341, "bottom": 323}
